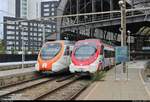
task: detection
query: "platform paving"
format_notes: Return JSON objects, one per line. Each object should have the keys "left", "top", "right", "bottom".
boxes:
{"left": 77, "top": 60, "right": 150, "bottom": 100}
{"left": 0, "top": 68, "right": 35, "bottom": 77}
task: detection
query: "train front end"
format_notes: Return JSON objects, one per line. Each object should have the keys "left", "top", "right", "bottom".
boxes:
{"left": 35, "top": 41, "right": 64, "bottom": 72}
{"left": 70, "top": 39, "right": 102, "bottom": 74}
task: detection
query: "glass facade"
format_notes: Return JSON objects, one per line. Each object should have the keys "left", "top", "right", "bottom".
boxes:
{"left": 21, "top": 0, "right": 28, "bottom": 18}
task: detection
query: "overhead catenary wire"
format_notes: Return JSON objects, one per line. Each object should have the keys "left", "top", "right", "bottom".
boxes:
{"left": 0, "top": 7, "right": 150, "bottom": 25}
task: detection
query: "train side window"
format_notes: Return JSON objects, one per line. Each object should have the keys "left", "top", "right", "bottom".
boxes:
{"left": 100, "top": 45, "right": 104, "bottom": 55}
{"left": 104, "top": 50, "right": 107, "bottom": 58}
{"left": 112, "top": 51, "right": 115, "bottom": 57}
{"left": 104, "top": 50, "right": 114, "bottom": 58}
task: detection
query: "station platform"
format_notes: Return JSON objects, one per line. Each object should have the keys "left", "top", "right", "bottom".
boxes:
{"left": 0, "top": 68, "right": 35, "bottom": 77}
{"left": 0, "top": 68, "right": 37, "bottom": 88}
{"left": 77, "top": 60, "right": 150, "bottom": 100}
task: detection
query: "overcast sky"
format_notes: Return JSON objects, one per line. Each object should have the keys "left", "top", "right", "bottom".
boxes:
{"left": 0, "top": 0, "right": 8, "bottom": 39}
{"left": 0, "top": 0, "right": 59, "bottom": 39}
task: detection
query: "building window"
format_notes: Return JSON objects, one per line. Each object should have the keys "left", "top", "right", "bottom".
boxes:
{"left": 16, "top": 32, "right": 19, "bottom": 35}
{"left": 44, "top": 9, "right": 49, "bottom": 12}
{"left": 16, "top": 36, "right": 19, "bottom": 40}
{"left": 44, "top": 13, "right": 49, "bottom": 16}
{"left": 51, "top": 4, "right": 54, "bottom": 7}
{"left": 7, "top": 46, "right": 12, "bottom": 50}
{"left": 16, "top": 42, "right": 19, "bottom": 45}
{"left": 51, "top": 18, "right": 55, "bottom": 20}
{"left": 51, "top": 8, "right": 55, "bottom": 11}
{"left": 53, "top": 25, "right": 56, "bottom": 29}
{"left": 51, "top": 12, "right": 55, "bottom": 16}
{"left": 34, "top": 28, "right": 37, "bottom": 31}
{"left": 7, "top": 26, "right": 15, "bottom": 29}
{"left": 7, "top": 36, "right": 15, "bottom": 39}
{"left": 16, "top": 47, "right": 19, "bottom": 50}
{"left": 7, "top": 21, "right": 15, "bottom": 24}
{"left": 7, "top": 31, "right": 13, "bottom": 34}
{"left": 21, "top": 22, "right": 28, "bottom": 26}
{"left": 34, "top": 38, "right": 37, "bottom": 40}
{"left": 38, "top": 38, "right": 42, "bottom": 41}
{"left": 34, "top": 33, "right": 37, "bottom": 36}
{"left": 44, "top": 4, "right": 49, "bottom": 8}
{"left": 34, "top": 24, "right": 37, "bottom": 26}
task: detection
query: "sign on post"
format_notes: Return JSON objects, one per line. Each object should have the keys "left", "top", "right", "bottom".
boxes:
{"left": 115, "top": 46, "right": 128, "bottom": 63}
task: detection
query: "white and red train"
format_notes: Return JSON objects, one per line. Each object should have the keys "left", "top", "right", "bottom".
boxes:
{"left": 35, "top": 40, "right": 74, "bottom": 73}
{"left": 69, "top": 39, "right": 115, "bottom": 74}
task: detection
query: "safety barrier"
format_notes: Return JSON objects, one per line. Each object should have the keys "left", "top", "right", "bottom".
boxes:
{"left": 0, "top": 61, "right": 36, "bottom": 71}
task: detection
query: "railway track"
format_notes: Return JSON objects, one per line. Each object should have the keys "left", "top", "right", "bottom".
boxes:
{"left": 36, "top": 79, "right": 91, "bottom": 100}
{"left": 0, "top": 77, "right": 55, "bottom": 100}
{"left": 0, "top": 74, "right": 91, "bottom": 100}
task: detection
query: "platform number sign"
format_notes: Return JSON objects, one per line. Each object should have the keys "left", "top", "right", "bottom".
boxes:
{"left": 115, "top": 47, "right": 128, "bottom": 63}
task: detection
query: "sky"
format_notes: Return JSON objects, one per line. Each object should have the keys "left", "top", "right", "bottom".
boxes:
{"left": 0, "top": 0, "right": 8, "bottom": 39}
{"left": 0, "top": 0, "right": 59, "bottom": 39}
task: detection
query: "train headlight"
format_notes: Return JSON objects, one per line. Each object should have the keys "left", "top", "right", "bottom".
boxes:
{"left": 35, "top": 62, "right": 40, "bottom": 71}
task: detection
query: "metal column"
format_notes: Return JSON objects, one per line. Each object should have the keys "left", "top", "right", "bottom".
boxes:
{"left": 120, "top": 0, "right": 127, "bottom": 73}
{"left": 77, "top": 0, "right": 79, "bottom": 24}
{"left": 101, "top": 0, "right": 104, "bottom": 19}
{"left": 110, "top": 0, "right": 113, "bottom": 18}
{"left": 92, "top": 0, "right": 95, "bottom": 21}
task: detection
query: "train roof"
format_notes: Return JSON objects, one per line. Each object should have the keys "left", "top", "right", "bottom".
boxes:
{"left": 75, "top": 39, "right": 115, "bottom": 50}
{"left": 45, "top": 40, "right": 75, "bottom": 46}
{"left": 76, "top": 39, "right": 100, "bottom": 43}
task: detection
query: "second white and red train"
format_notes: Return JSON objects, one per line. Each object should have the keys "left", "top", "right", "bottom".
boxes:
{"left": 69, "top": 39, "right": 115, "bottom": 74}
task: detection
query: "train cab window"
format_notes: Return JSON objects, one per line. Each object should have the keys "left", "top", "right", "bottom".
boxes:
{"left": 40, "top": 43, "right": 61, "bottom": 60}
{"left": 74, "top": 45, "right": 97, "bottom": 60}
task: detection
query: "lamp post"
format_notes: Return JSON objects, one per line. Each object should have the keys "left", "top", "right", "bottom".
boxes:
{"left": 42, "top": 25, "right": 45, "bottom": 45}
{"left": 127, "top": 30, "right": 131, "bottom": 61}
{"left": 19, "top": 25, "right": 26, "bottom": 69}
{"left": 119, "top": 0, "right": 127, "bottom": 73}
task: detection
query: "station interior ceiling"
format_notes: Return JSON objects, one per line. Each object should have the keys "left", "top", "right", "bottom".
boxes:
{"left": 57, "top": 0, "right": 150, "bottom": 59}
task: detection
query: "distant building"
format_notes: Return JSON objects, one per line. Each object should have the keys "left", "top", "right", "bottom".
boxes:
{"left": 3, "top": 0, "right": 60, "bottom": 54}
{"left": 41, "top": 0, "right": 60, "bottom": 41}
{"left": 8, "top": 0, "right": 41, "bottom": 19}
{"left": 3, "top": 17, "right": 54, "bottom": 54}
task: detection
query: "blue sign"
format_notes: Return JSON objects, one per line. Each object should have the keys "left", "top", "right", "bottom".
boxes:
{"left": 115, "top": 47, "right": 128, "bottom": 63}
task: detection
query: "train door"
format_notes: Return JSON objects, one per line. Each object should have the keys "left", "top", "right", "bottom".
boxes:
{"left": 100, "top": 45, "right": 104, "bottom": 70}
{"left": 69, "top": 46, "right": 73, "bottom": 63}
{"left": 64, "top": 46, "right": 70, "bottom": 65}
{"left": 104, "top": 49, "right": 109, "bottom": 68}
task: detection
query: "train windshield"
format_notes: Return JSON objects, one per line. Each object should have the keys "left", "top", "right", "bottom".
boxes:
{"left": 74, "top": 45, "right": 97, "bottom": 60}
{"left": 40, "top": 43, "right": 61, "bottom": 60}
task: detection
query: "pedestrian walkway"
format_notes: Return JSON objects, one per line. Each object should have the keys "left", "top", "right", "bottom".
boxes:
{"left": 77, "top": 61, "right": 150, "bottom": 100}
